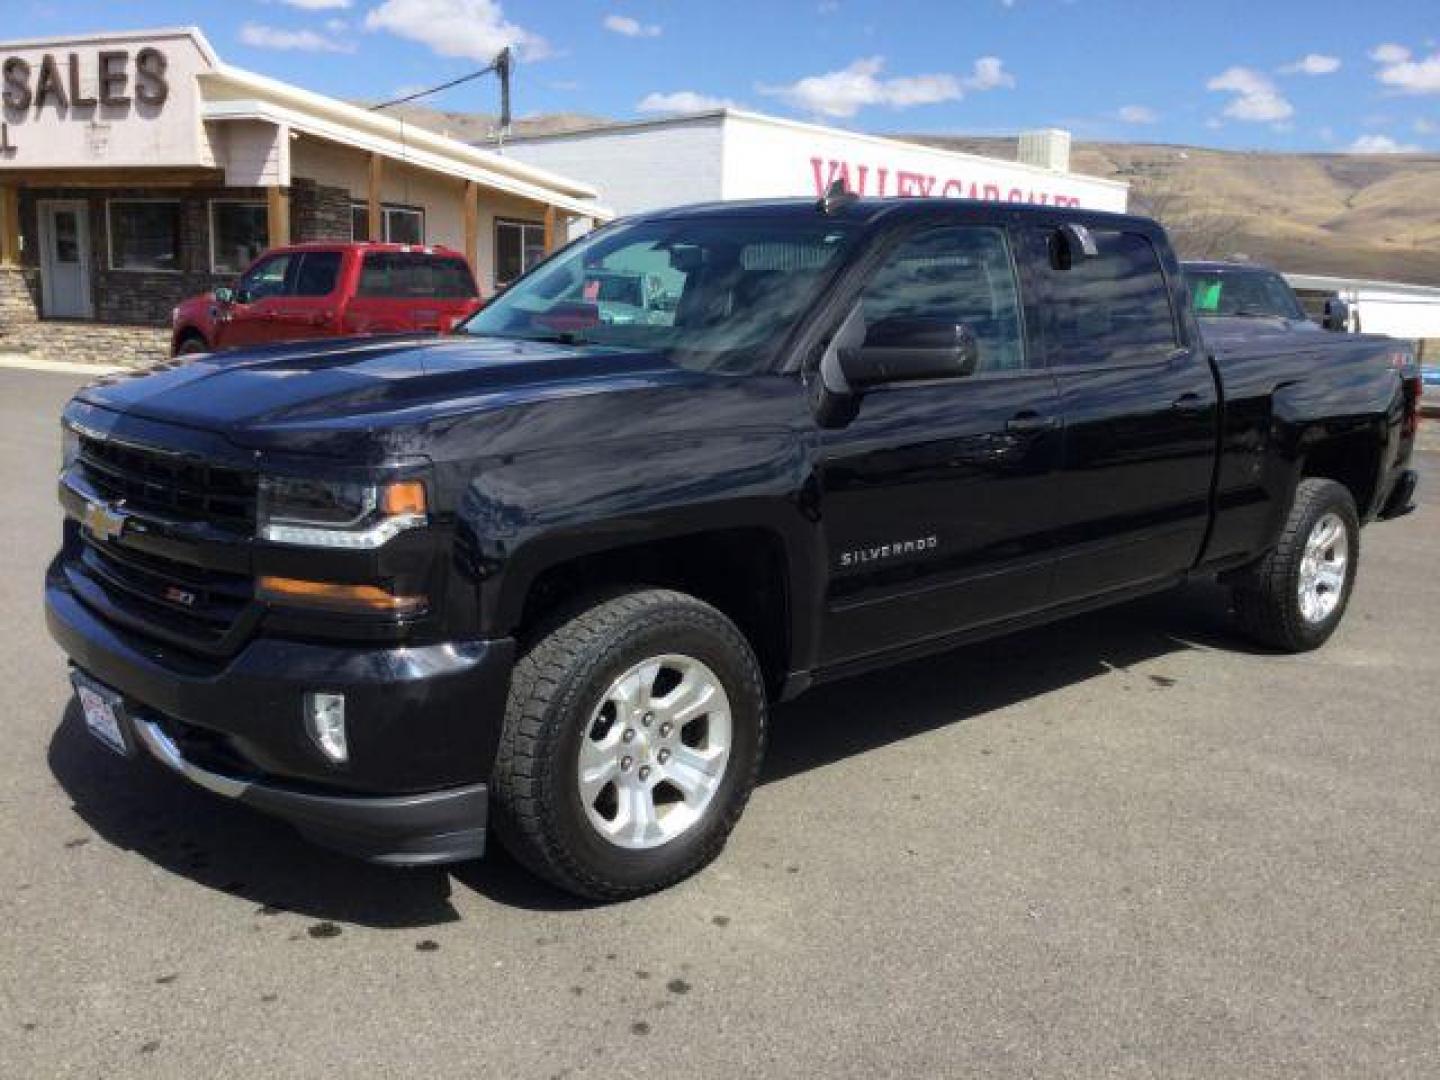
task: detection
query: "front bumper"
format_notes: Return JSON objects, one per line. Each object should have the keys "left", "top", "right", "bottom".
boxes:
{"left": 47, "top": 562, "right": 515, "bottom": 865}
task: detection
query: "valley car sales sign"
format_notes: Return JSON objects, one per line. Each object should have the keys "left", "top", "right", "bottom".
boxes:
{"left": 723, "top": 114, "right": 1130, "bottom": 213}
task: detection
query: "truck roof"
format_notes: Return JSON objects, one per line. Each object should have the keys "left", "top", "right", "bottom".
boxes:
{"left": 264, "top": 241, "right": 467, "bottom": 256}
{"left": 630, "top": 196, "right": 1159, "bottom": 233}
{"left": 1181, "top": 260, "right": 1279, "bottom": 273}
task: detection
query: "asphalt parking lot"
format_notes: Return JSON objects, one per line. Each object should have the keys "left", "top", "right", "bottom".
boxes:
{"left": 2, "top": 365, "right": 1436, "bottom": 1079}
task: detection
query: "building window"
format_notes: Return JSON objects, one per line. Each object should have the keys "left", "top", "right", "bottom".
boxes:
{"left": 350, "top": 201, "right": 426, "bottom": 244}
{"left": 107, "top": 201, "right": 181, "bottom": 272}
{"left": 210, "top": 201, "right": 269, "bottom": 274}
{"left": 495, "top": 218, "right": 546, "bottom": 287}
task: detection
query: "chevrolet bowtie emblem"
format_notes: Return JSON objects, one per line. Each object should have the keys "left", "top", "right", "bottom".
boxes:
{"left": 82, "top": 499, "right": 129, "bottom": 543}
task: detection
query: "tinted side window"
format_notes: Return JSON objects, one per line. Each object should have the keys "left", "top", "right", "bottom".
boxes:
{"left": 859, "top": 225, "right": 1026, "bottom": 373}
{"left": 292, "top": 251, "right": 342, "bottom": 297}
{"left": 358, "top": 253, "right": 478, "bottom": 299}
{"left": 240, "top": 254, "right": 291, "bottom": 301}
{"left": 430, "top": 258, "right": 479, "bottom": 299}
{"left": 1036, "top": 230, "right": 1177, "bottom": 366}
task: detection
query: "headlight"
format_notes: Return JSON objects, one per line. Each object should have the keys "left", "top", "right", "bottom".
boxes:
{"left": 258, "top": 476, "right": 428, "bottom": 548}
{"left": 61, "top": 424, "right": 81, "bottom": 472}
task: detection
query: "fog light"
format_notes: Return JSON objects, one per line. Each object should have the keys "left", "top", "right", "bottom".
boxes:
{"left": 304, "top": 692, "right": 348, "bottom": 763}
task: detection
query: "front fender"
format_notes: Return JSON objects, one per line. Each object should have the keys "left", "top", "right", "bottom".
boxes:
{"left": 456, "top": 429, "right": 825, "bottom": 670}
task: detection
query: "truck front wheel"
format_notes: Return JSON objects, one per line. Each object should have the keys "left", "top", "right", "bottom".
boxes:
{"left": 1232, "top": 478, "right": 1360, "bottom": 652}
{"left": 491, "top": 589, "right": 767, "bottom": 901}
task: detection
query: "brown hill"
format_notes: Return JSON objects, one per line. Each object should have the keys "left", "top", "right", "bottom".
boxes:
{"left": 903, "top": 136, "right": 1440, "bottom": 285}
{"left": 355, "top": 102, "right": 609, "bottom": 143}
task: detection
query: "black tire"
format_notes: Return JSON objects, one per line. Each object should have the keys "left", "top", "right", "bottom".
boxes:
{"left": 1232, "top": 478, "right": 1360, "bottom": 652}
{"left": 491, "top": 589, "right": 767, "bottom": 901}
{"left": 175, "top": 335, "right": 209, "bottom": 357}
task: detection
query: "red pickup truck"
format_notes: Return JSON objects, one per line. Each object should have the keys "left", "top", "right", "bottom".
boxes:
{"left": 170, "top": 243, "right": 483, "bottom": 356}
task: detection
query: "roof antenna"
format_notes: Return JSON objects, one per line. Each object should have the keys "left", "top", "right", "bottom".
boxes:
{"left": 817, "top": 177, "right": 858, "bottom": 214}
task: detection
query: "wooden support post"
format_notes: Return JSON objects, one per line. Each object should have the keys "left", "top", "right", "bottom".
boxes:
{"left": 0, "top": 185, "right": 19, "bottom": 267}
{"left": 543, "top": 203, "right": 557, "bottom": 254}
{"left": 266, "top": 185, "right": 290, "bottom": 248}
{"left": 463, "top": 180, "right": 479, "bottom": 269}
{"left": 368, "top": 153, "right": 383, "bottom": 242}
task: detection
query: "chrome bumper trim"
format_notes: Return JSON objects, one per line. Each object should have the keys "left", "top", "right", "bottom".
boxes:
{"left": 131, "top": 716, "right": 251, "bottom": 800}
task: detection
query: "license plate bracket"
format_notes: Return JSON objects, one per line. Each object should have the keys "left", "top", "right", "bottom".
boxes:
{"left": 71, "top": 672, "right": 134, "bottom": 758}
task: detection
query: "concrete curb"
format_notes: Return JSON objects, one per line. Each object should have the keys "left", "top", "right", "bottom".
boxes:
{"left": 0, "top": 354, "right": 124, "bottom": 376}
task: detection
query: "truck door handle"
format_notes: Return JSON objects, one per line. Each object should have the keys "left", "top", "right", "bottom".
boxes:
{"left": 1005, "top": 411, "right": 1059, "bottom": 433}
{"left": 1171, "top": 392, "right": 1207, "bottom": 412}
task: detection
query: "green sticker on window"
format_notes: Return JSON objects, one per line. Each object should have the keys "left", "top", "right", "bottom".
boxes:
{"left": 1194, "top": 281, "right": 1222, "bottom": 312}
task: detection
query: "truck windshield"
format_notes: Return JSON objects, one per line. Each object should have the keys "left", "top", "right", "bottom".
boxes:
{"left": 462, "top": 217, "right": 859, "bottom": 373}
{"left": 1186, "top": 269, "right": 1306, "bottom": 321}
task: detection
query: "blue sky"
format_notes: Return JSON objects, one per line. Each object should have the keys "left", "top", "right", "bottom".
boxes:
{"left": 16, "top": 0, "right": 1440, "bottom": 152}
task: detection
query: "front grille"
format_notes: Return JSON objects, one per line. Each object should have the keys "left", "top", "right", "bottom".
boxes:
{"left": 80, "top": 536, "right": 252, "bottom": 639}
{"left": 77, "top": 435, "right": 257, "bottom": 532}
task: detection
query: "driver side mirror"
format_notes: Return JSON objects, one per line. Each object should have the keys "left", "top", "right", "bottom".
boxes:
{"left": 213, "top": 285, "right": 235, "bottom": 305}
{"left": 837, "top": 317, "right": 981, "bottom": 389}
{"left": 1321, "top": 297, "right": 1350, "bottom": 332}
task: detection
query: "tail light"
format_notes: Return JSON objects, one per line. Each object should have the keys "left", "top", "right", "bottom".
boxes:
{"left": 1389, "top": 349, "right": 1422, "bottom": 437}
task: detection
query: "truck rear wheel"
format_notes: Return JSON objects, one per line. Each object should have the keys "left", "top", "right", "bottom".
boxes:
{"left": 1231, "top": 478, "right": 1360, "bottom": 652}
{"left": 491, "top": 589, "right": 767, "bottom": 901}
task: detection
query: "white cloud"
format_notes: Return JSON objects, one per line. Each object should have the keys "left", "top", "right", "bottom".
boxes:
{"left": 817, "top": 0, "right": 839, "bottom": 12}
{"left": 274, "top": 0, "right": 351, "bottom": 8}
{"left": 239, "top": 22, "right": 353, "bottom": 52}
{"left": 364, "top": 0, "right": 549, "bottom": 62}
{"left": 325, "top": 17, "right": 348, "bottom": 32}
{"left": 1375, "top": 52, "right": 1440, "bottom": 96}
{"left": 1206, "top": 66, "right": 1294, "bottom": 122}
{"left": 1348, "top": 134, "right": 1422, "bottom": 153}
{"left": 1416, "top": 117, "right": 1437, "bottom": 134}
{"left": 1280, "top": 53, "right": 1340, "bottom": 75}
{"left": 604, "top": 14, "right": 661, "bottom": 38}
{"left": 759, "top": 55, "right": 1009, "bottom": 119}
{"left": 963, "top": 56, "right": 1014, "bottom": 91}
{"left": 1117, "top": 104, "right": 1158, "bottom": 124}
{"left": 1369, "top": 43, "right": 1411, "bottom": 64}
{"left": 636, "top": 90, "right": 737, "bottom": 113}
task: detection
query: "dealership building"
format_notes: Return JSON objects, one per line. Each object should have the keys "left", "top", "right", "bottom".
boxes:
{"left": 501, "top": 109, "right": 1130, "bottom": 228}
{"left": 0, "top": 27, "right": 611, "bottom": 364}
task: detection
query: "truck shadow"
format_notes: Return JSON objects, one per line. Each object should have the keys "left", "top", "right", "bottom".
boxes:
{"left": 762, "top": 580, "right": 1245, "bottom": 786}
{"left": 47, "top": 581, "right": 1244, "bottom": 923}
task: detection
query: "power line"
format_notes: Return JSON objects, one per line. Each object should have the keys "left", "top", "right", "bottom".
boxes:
{"left": 370, "top": 64, "right": 498, "bottom": 111}
{"left": 369, "top": 47, "right": 512, "bottom": 132}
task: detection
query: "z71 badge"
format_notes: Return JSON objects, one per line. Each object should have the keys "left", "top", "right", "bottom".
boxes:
{"left": 839, "top": 535, "right": 938, "bottom": 569}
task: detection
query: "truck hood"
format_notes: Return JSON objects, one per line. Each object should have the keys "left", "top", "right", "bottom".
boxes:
{"left": 75, "top": 334, "right": 681, "bottom": 445}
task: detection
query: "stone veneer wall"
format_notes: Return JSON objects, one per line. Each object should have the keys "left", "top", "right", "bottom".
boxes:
{"left": 0, "top": 319, "right": 171, "bottom": 369}
{"left": 292, "top": 178, "right": 353, "bottom": 243}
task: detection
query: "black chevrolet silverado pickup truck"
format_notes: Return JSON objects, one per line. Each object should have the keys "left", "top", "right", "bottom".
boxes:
{"left": 47, "top": 198, "right": 1422, "bottom": 900}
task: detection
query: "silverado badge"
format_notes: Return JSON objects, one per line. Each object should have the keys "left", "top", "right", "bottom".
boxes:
{"left": 82, "top": 500, "right": 129, "bottom": 543}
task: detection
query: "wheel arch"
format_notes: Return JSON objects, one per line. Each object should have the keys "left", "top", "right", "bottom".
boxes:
{"left": 494, "top": 522, "right": 812, "bottom": 700}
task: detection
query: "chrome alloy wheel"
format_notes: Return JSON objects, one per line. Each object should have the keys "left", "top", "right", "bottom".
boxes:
{"left": 577, "top": 654, "right": 733, "bottom": 850}
{"left": 1297, "top": 512, "right": 1349, "bottom": 624}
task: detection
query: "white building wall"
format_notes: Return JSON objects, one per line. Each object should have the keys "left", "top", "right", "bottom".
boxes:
{"left": 290, "top": 136, "right": 465, "bottom": 248}
{"left": 211, "top": 120, "right": 286, "bottom": 186}
{"left": 501, "top": 118, "right": 728, "bottom": 219}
